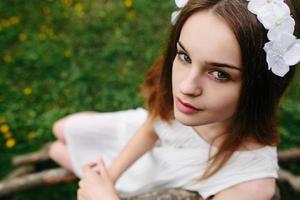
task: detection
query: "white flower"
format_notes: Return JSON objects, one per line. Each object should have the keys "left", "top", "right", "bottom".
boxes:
{"left": 247, "top": 0, "right": 300, "bottom": 77}
{"left": 267, "top": 16, "right": 295, "bottom": 40}
{"left": 255, "top": 2, "right": 295, "bottom": 40}
{"left": 247, "top": 0, "right": 284, "bottom": 15}
{"left": 264, "top": 33, "right": 300, "bottom": 77}
{"left": 248, "top": 0, "right": 294, "bottom": 40}
{"left": 171, "top": 0, "right": 189, "bottom": 25}
{"left": 171, "top": 0, "right": 188, "bottom": 25}
{"left": 171, "top": 10, "right": 181, "bottom": 25}
{"left": 175, "top": 0, "right": 188, "bottom": 8}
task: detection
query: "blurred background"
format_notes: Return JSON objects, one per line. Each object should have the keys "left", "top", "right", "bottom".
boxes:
{"left": 0, "top": 0, "right": 299, "bottom": 199}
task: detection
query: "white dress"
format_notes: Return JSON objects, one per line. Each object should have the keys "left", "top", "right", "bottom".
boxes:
{"left": 63, "top": 108, "right": 279, "bottom": 199}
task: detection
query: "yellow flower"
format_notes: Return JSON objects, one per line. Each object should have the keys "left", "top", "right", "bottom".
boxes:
{"left": 9, "top": 16, "right": 20, "bottom": 25}
{"left": 2, "top": 19, "right": 11, "bottom": 28}
{"left": 126, "top": 10, "right": 137, "bottom": 22}
{"left": 39, "top": 25, "right": 56, "bottom": 40}
{"left": 124, "top": 0, "right": 133, "bottom": 8}
{"left": 23, "top": 87, "right": 32, "bottom": 96}
{"left": 18, "top": 33, "right": 28, "bottom": 41}
{"left": 3, "top": 131, "right": 12, "bottom": 139}
{"left": 75, "top": 3, "right": 84, "bottom": 17}
{"left": 3, "top": 54, "right": 12, "bottom": 63}
{"left": 64, "top": 50, "right": 72, "bottom": 58}
{"left": 0, "top": 124, "right": 9, "bottom": 133}
{"left": 61, "top": 0, "right": 73, "bottom": 6}
{"left": 6, "top": 138, "right": 16, "bottom": 148}
{"left": 0, "top": 115, "right": 5, "bottom": 123}
{"left": 27, "top": 131, "right": 37, "bottom": 141}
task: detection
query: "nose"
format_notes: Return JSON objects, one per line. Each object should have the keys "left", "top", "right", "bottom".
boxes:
{"left": 179, "top": 68, "right": 202, "bottom": 97}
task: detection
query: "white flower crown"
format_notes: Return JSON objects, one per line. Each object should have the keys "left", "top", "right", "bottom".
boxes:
{"left": 171, "top": 0, "right": 300, "bottom": 77}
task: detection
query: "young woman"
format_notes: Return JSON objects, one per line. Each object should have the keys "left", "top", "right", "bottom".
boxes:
{"left": 49, "top": 0, "right": 300, "bottom": 199}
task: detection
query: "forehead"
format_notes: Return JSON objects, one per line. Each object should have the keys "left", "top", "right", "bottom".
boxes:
{"left": 179, "top": 10, "right": 242, "bottom": 68}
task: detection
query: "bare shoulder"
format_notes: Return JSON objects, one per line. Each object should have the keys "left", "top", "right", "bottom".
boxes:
{"left": 140, "top": 115, "right": 159, "bottom": 138}
{"left": 213, "top": 178, "right": 276, "bottom": 200}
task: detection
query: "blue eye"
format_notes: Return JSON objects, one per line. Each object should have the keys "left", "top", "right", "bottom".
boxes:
{"left": 211, "top": 71, "right": 230, "bottom": 81}
{"left": 177, "top": 52, "right": 191, "bottom": 63}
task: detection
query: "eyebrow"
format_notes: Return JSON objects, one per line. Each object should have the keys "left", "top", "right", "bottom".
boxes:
{"left": 177, "top": 41, "right": 241, "bottom": 71}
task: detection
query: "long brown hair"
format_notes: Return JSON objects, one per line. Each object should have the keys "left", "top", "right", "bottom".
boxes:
{"left": 141, "top": 0, "right": 299, "bottom": 180}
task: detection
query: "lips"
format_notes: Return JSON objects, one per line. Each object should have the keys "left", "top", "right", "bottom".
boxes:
{"left": 176, "top": 97, "right": 202, "bottom": 114}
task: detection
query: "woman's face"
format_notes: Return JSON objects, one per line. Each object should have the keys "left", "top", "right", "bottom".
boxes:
{"left": 172, "top": 10, "right": 242, "bottom": 129}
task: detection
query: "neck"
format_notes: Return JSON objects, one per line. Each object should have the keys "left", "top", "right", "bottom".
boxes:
{"left": 193, "top": 121, "right": 264, "bottom": 150}
{"left": 193, "top": 121, "right": 230, "bottom": 147}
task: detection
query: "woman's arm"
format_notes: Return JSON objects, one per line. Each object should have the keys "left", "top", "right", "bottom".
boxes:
{"left": 212, "top": 178, "right": 276, "bottom": 200}
{"left": 108, "top": 116, "right": 158, "bottom": 184}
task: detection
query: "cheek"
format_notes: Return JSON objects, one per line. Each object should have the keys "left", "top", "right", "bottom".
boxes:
{"left": 207, "top": 85, "right": 241, "bottom": 114}
{"left": 171, "top": 60, "right": 181, "bottom": 91}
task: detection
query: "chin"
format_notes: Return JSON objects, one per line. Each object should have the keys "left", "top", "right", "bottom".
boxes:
{"left": 174, "top": 110, "right": 202, "bottom": 126}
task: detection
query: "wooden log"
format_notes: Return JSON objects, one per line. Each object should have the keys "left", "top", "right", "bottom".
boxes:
{"left": 4, "top": 165, "right": 35, "bottom": 181}
{"left": 278, "top": 169, "right": 300, "bottom": 192}
{"left": 278, "top": 148, "right": 300, "bottom": 162}
{"left": 12, "top": 143, "right": 52, "bottom": 166}
{"left": 0, "top": 168, "right": 76, "bottom": 198}
{"left": 122, "top": 188, "right": 201, "bottom": 200}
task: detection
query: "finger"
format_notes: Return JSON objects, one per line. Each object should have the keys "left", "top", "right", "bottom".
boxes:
{"left": 97, "top": 159, "right": 109, "bottom": 179}
{"left": 83, "top": 163, "right": 92, "bottom": 171}
{"left": 83, "top": 163, "right": 95, "bottom": 177}
{"left": 83, "top": 161, "right": 99, "bottom": 174}
{"left": 87, "top": 162, "right": 97, "bottom": 168}
{"left": 78, "top": 180, "right": 84, "bottom": 188}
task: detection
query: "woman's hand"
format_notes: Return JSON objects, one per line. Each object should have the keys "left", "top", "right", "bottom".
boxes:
{"left": 77, "top": 159, "right": 120, "bottom": 200}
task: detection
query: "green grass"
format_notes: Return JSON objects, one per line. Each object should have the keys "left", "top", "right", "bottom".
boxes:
{"left": 0, "top": 0, "right": 299, "bottom": 199}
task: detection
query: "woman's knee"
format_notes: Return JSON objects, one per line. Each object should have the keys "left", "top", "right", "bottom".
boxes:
{"left": 49, "top": 141, "right": 73, "bottom": 171}
{"left": 52, "top": 118, "right": 67, "bottom": 141}
{"left": 49, "top": 141, "right": 64, "bottom": 160}
{"left": 52, "top": 112, "right": 98, "bottom": 141}
{"left": 52, "top": 111, "right": 96, "bottom": 143}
